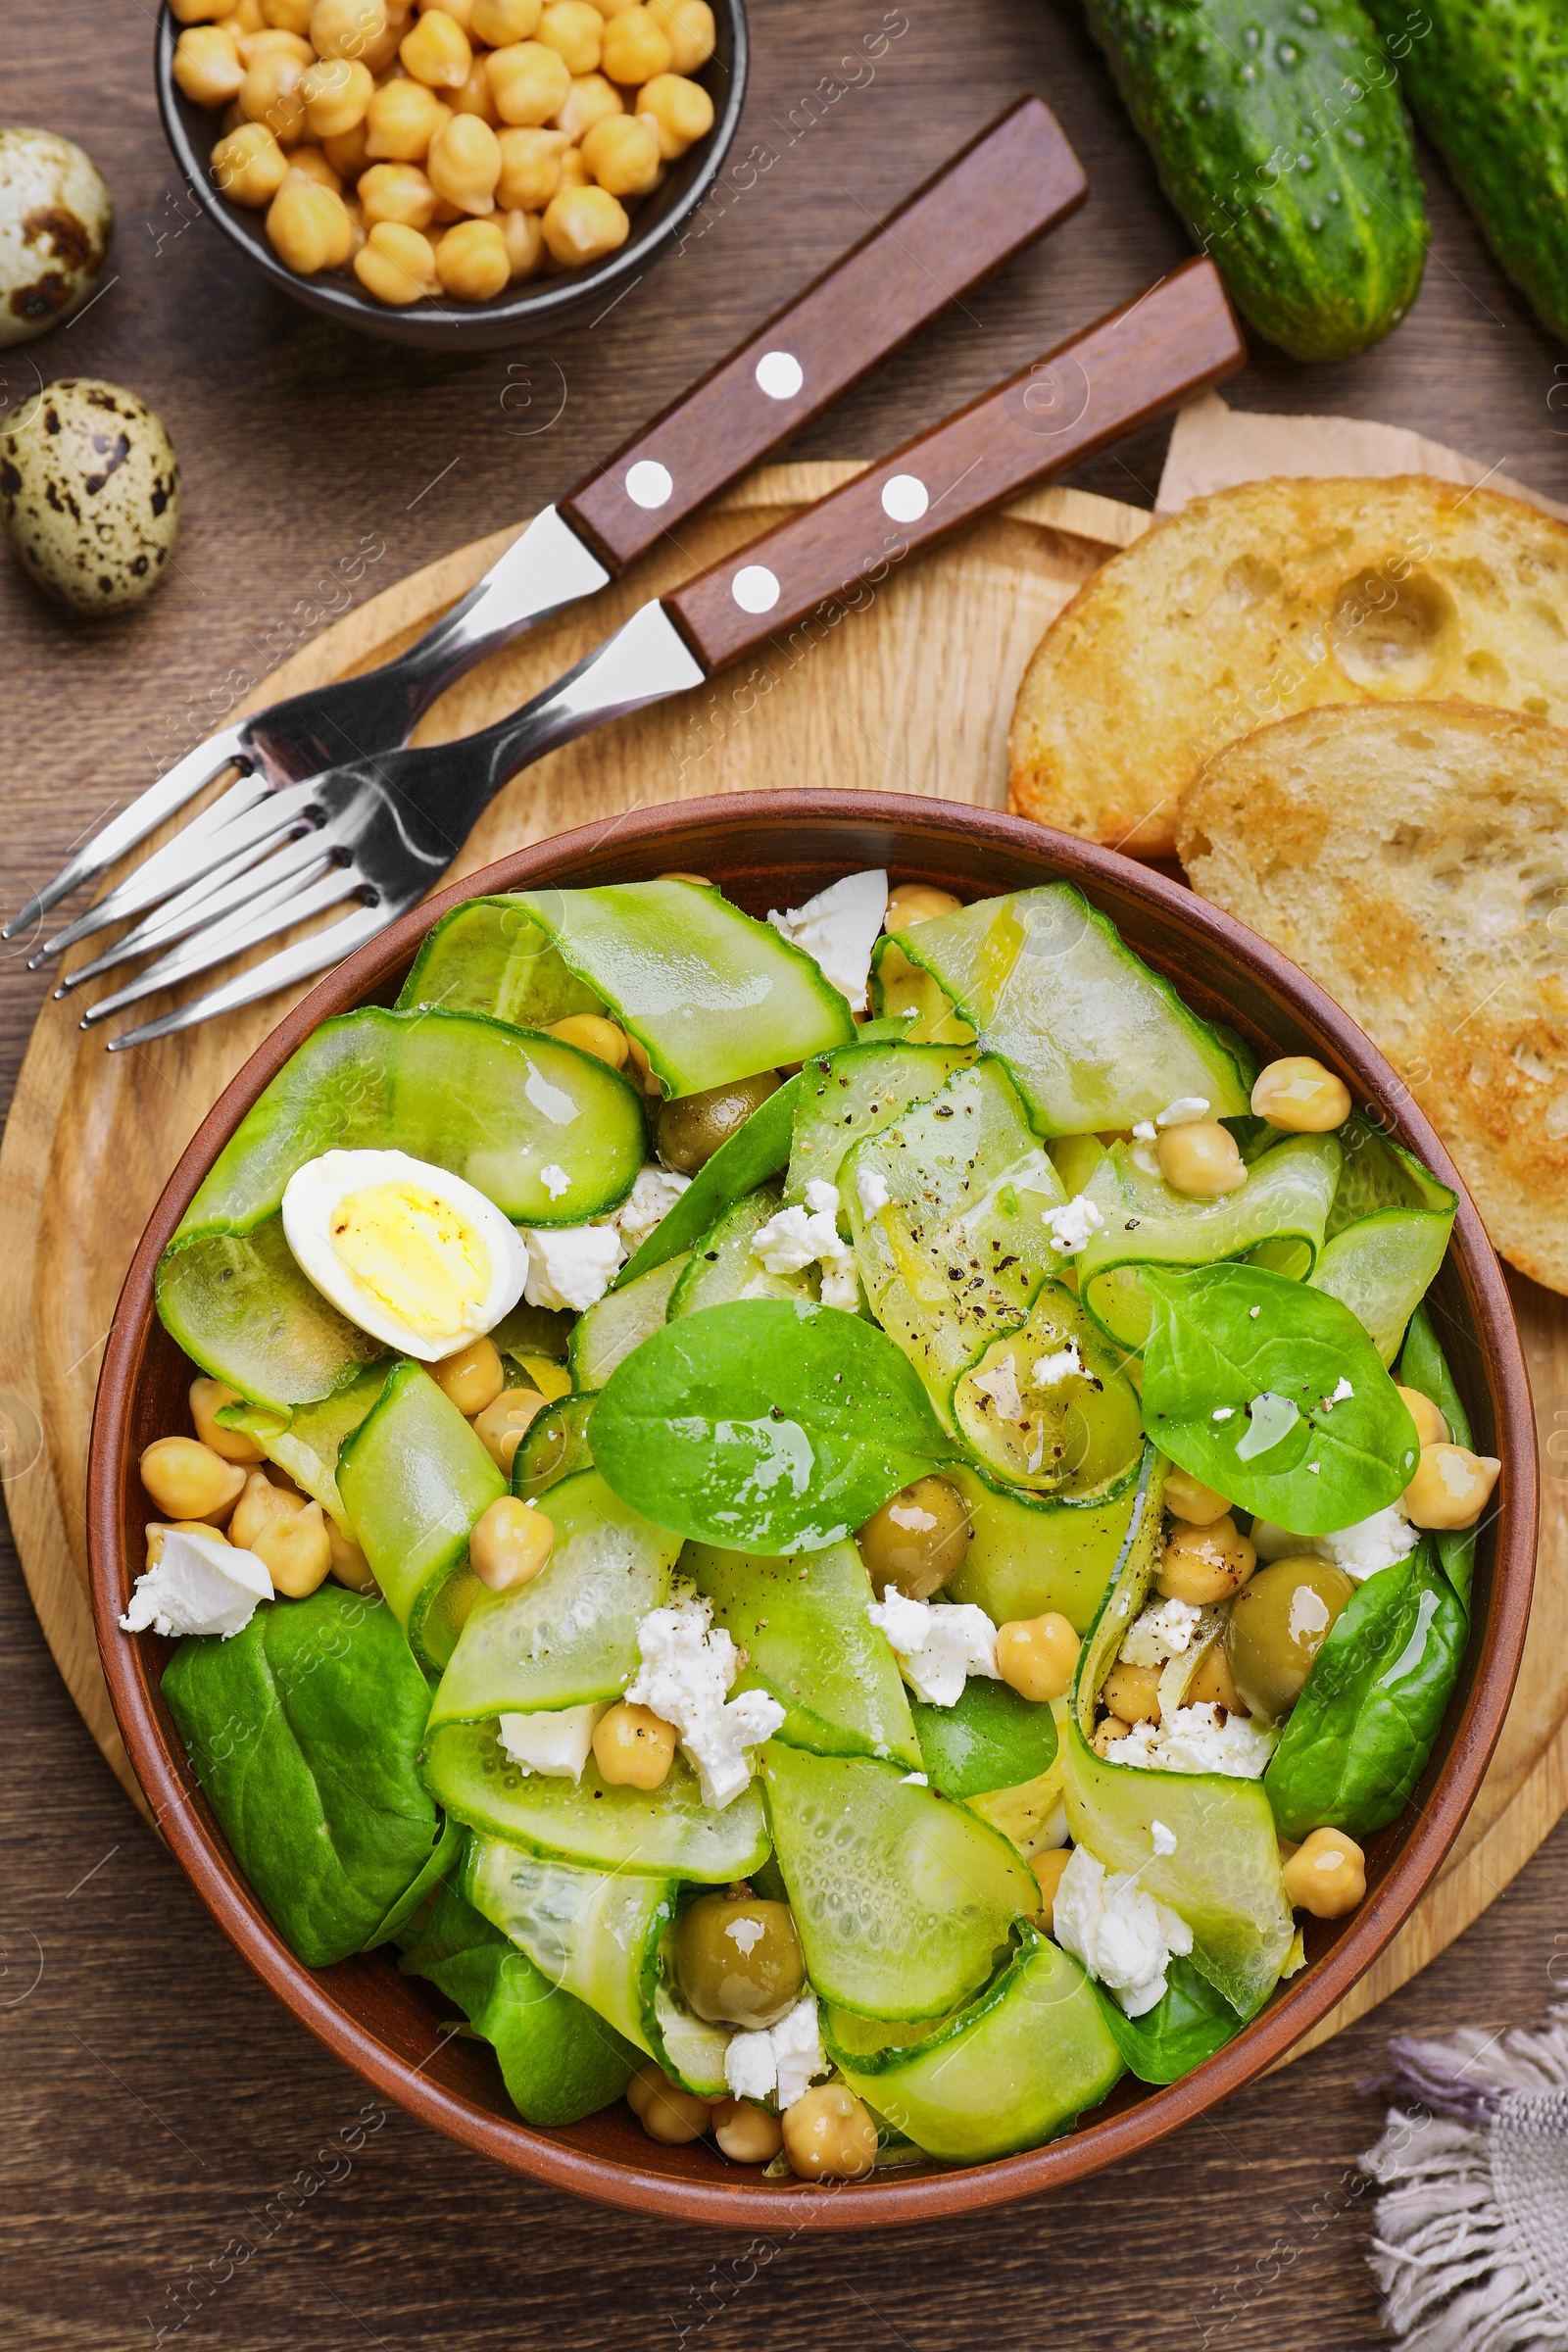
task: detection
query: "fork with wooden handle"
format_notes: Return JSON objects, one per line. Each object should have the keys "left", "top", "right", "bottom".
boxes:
{"left": 87, "top": 257, "right": 1244, "bottom": 1051}
{"left": 10, "top": 96, "right": 1087, "bottom": 962}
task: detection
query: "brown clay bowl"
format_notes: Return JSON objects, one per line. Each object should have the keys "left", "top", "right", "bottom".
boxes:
{"left": 89, "top": 790, "right": 1539, "bottom": 2230}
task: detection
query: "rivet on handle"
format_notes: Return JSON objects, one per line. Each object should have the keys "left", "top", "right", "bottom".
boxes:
{"left": 755, "top": 351, "right": 805, "bottom": 400}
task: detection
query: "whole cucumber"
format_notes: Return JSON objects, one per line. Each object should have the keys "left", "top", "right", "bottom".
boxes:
{"left": 1366, "top": 0, "right": 1568, "bottom": 347}
{"left": 1081, "top": 0, "right": 1430, "bottom": 361}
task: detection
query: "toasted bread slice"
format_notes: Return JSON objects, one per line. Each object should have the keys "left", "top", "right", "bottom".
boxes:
{"left": 1177, "top": 701, "right": 1568, "bottom": 1295}
{"left": 1009, "top": 475, "right": 1568, "bottom": 859}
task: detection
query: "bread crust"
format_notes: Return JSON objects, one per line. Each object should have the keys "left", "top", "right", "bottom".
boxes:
{"left": 1009, "top": 474, "right": 1568, "bottom": 859}
{"left": 1177, "top": 699, "right": 1568, "bottom": 1296}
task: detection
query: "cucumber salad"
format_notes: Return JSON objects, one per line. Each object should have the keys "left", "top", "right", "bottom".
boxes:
{"left": 122, "top": 869, "right": 1502, "bottom": 2177}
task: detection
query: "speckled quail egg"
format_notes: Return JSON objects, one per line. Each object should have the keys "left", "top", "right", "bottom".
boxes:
{"left": 281, "top": 1149, "right": 528, "bottom": 1360}
{"left": 0, "top": 129, "right": 113, "bottom": 346}
{"left": 0, "top": 377, "right": 179, "bottom": 614}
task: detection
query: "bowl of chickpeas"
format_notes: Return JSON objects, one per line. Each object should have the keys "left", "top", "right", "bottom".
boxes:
{"left": 156, "top": 0, "right": 746, "bottom": 346}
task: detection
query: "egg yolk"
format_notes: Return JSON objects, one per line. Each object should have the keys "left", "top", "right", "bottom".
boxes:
{"left": 328, "top": 1181, "right": 492, "bottom": 1344}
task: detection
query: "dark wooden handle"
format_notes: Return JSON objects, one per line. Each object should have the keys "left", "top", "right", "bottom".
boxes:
{"left": 558, "top": 97, "right": 1088, "bottom": 573}
{"left": 662, "top": 258, "right": 1245, "bottom": 676}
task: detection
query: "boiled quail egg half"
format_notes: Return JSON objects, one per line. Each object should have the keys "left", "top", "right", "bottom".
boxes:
{"left": 281, "top": 1149, "right": 526, "bottom": 1361}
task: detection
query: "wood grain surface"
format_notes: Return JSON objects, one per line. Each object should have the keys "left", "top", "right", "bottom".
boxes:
{"left": 7, "top": 0, "right": 1568, "bottom": 2343}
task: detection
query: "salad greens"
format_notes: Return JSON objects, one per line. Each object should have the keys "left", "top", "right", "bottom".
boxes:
{"left": 1398, "top": 1304, "right": 1478, "bottom": 1613}
{"left": 1091, "top": 1956, "right": 1245, "bottom": 2084}
{"left": 911, "top": 1678, "right": 1058, "bottom": 1799}
{"left": 615, "top": 1075, "right": 800, "bottom": 1287}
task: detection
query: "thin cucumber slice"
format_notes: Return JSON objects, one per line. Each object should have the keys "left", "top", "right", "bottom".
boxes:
{"left": 489, "top": 1297, "right": 575, "bottom": 1365}
{"left": 946, "top": 1458, "right": 1142, "bottom": 1633}
{"left": 871, "top": 941, "right": 976, "bottom": 1043}
{"left": 418, "top": 1568, "right": 483, "bottom": 1672}
{"left": 404, "top": 884, "right": 856, "bottom": 1097}
{"left": 614, "top": 1076, "right": 801, "bottom": 1288}
{"left": 966, "top": 1755, "right": 1068, "bottom": 1858}
{"left": 825, "top": 1923, "right": 1122, "bottom": 2161}
{"left": 567, "top": 1253, "right": 689, "bottom": 1393}
{"left": 215, "top": 1359, "right": 390, "bottom": 1528}
{"left": 667, "top": 1186, "right": 812, "bottom": 1316}
{"left": 157, "top": 1214, "right": 385, "bottom": 1411}
{"left": 648, "top": 1965, "right": 733, "bottom": 2100}
{"left": 784, "top": 1040, "right": 970, "bottom": 1205}
{"left": 1073, "top": 1444, "right": 1166, "bottom": 1736}
{"left": 911, "top": 1679, "right": 1057, "bottom": 1800}
{"left": 1326, "top": 1115, "right": 1455, "bottom": 1239}
{"left": 465, "top": 1835, "right": 670, "bottom": 2057}
{"left": 760, "top": 1742, "right": 1036, "bottom": 2021}
{"left": 397, "top": 897, "right": 606, "bottom": 1029}
{"left": 685, "top": 1539, "right": 921, "bottom": 1769}
{"left": 874, "top": 883, "right": 1253, "bottom": 1133}
{"left": 1311, "top": 1206, "right": 1453, "bottom": 1367}
{"left": 422, "top": 1720, "right": 769, "bottom": 1880}
{"left": 953, "top": 1283, "right": 1144, "bottom": 1497}
{"left": 1076, "top": 1134, "right": 1343, "bottom": 1350}
{"left": 429, "top": 1469, "right": 681, "bottom": 1725}
{"left": 1397, "top": 1305, "right": 1475, "bottom": 1614}
{"left": 512, "top": 1392, "right": 596, "bottom": 1501}
{"left": 336, "top": 1359, "right": 506, "bottom": 1660}
{"left": 174, "top": 1006, "right": 647, "bottom": 1237}
{"left": 846, "top": 1057, "right": 1070, "bottom": 1412}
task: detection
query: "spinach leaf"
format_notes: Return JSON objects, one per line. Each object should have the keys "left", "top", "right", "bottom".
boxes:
{"left": 593, "top": 1298, "right": 952, "bottom": 1551}
{"left": 1090, "top": 1957, "right": 1245, "bottom": 2084}
{"left": 1141, "top": 1263, "right": 1420, "bottom": 1535}
{"left": 1397, "top": 1304, "right": 1476, "bottom": 1617}
{"left": 162, "top": 1586, "right": 442, "bottom": 1966}
{"left": 1264, "top": 1539, "right": 1468, "bottom": 1841}
{"left": 911, "top": 1679, "right": 1058, "bottom": 1799}
{"left": 400, "top": 1881, "right": 640, "bottom": 2125}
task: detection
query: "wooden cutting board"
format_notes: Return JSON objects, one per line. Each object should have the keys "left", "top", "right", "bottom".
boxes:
{"left": 2, "top": 462, "right": 1561, "bottom": 2064}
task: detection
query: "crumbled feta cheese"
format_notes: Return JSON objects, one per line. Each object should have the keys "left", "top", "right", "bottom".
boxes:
{"left": 900, "top": 1770, "right": 928, "bottom": 1786}
{"left": 523, "top": 1223, "right": 624, "bottom": 1312}
{"left": 1131, "top": 1120, "right": 1156, "bottom": 1143}
{"left": 1212, "top": 1406, "right": 1235, "bottom": 1422}
{"left": 722, "top": 1991, "right": 828, "bottom": 2111}
{"left": 751, "top": 1180, "right": 858, "bottom": 1308}
{"left": 623, "top": 1584, "right": 784, "bottom": 1807}
{"left": 1323, "top": 1376, "right": 1354, "bottom": 1408}
{"left": 867, "top": 1591, "right": 1000, "bottom": 1707}
{"left": 1151, "top": 1819, "right": 1178, "bottom": 1856}
{"left": 615, "top": 1163, "right": 691, "bottom": 1254}
{"left": 1235, "top": 1391, "right": 1300, "bottom": 1459}
{"left": 120, "top": 1528, "right": 272, "bottom": 1641}
{"left": 1033, "top": 1341, "right": 1084, "bottom": 1388}
{"left": 1250, "top": 1305, "right": 1261, "bottom": 1319}
{"left": 856, "top": 1164, "right": 891, "bottom": 1218}
{"left": 539, "top": 1162, "right": 571, "bottom": 1200}
{"left": 817, "top": 1253, "right": 861, "bottom": 1311}
{"left": 1107, "top": 1701, "right": 1279, "bottom": 1780}
{"left": 1042, "top": 1194, "right": 1104, "bottom": 1254}
{"left": 1155, "top": 1097, "right": 1209, "bottom": 1127}
{"left": 1131, "top": 1142, "right": 1161, "bottom": 1176}
{"left": 1251, "top": 1504, "right": 1418, "bottom": 1583}
{"left": 766, "top": 869, "right": 888, "bottom": 1011}
{"left": 497, "top": 1701, "right": 608, "bottom": 1782}
{"left": 968, "top": 1352, "right": 1024, "bottom": 1422}
{"left": 1053, "top": 1847, "right": 1194, "bottom": 2017}
{"left": 1119, "top": 1596, "right": 1202, "bottom": 1668}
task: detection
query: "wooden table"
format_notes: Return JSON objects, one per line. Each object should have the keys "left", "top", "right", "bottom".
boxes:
{"left": 5, "top": 3, "right": 1568, "bottom": 2342}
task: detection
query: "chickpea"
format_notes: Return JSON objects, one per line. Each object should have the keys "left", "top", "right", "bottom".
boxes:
{"left": 256, "top": 1498, "right": 334, "bottom": 1595}
{"left": 1250, "top": 1055, "right": 1351, "bottom": 1134}
{"left": 498, "top": 206, "right": 545, "bottom": 277}
{"left": 175, "top": 25, "right": 247, "bottom": 105}
{"left": 657, "top": 869, "right": 710, "bottom": 885}
{"left": 857, "top": 1474, "right": 970, "bottom": 1600}
{"left": 712, "top": 2098, "right": 784, "bottom": 2166}
{"left": 418, "top": 0, "right": 471, "bottom": 22}
{"left": 1281, "top": 1826, "right": 1366, "bottom": 1919}
{"left": 1226, "top": 1557, "right": 1353, "bottom": 1722}
{"left": 365, "top": 76, "right": 452, "bottom": 157}
{"left": 262, "top": 0, "right": 314, "bottom": 27}
{"left": 601, "top": 3, "right": 669, "bottom": 80}
{"left": 1030, "top": 1845, "right": 1071, "bottom": 1934}
{"left": 592, "top": 1698, "right": 676, "bottom": 1788}
{"left": 782, "top": 2083, "right": 877, "bottom": 2180}
{"left": 233, "top": 0, "right": 268, "bottom": 23}
{"left": 327, "top": 1517, "right": 379, "bottom": 1592}
{"left": 648, "top": 0, "right": 712, "bottom": 70}
{"left": 310, "top": 0, "right": 387, "bottom": 55}
{"left": 213, "top": 122, "right": 290, "bottom": 201}
{"left": 300, "top": 55, "right": 374, "bottom": 136}
{"left": 141, "top": 1437, "right": 247, "bottom": 1525}
{"left": 1090, "top": 1713, "right": 1131, "bottom": 1756}
{"left": 676, "top": 1893, "right": 805, "bottom": 2027}
{"left": 537, "top": 0, "right": 603, "bottom": 71}
{"left": 995, "top": 1611, "right": 1080, "bottom": 1703}
{"left": 1158, "top": 1513, "right": 1257, "bottom": 1604}
{"left": 228, "top": 1467, "right": 294, "bottom": 1549}
{"left": 146, "top": 1519, "right": 231, "bottom": 1571}
{"left": 283, "top": 146, "right": 344, "bottom": 190}
{"left": 472, "top": 1386, "right": 547, "bottom": 1471}
{"left": 469, "top": 1494, "right": 555, "bottom": 1591}
{"left": 542, "top": 1010, "right": 627, "bottom": 1068}
{"left": 1156, "top": 1118, "right": 1247, "bottom": 1198}
{"left": 241, "top": 50, "right": 309, "bottom": 140}
{"left": 487, "top": 38, "right": 571, "bottom": 122}
{"left": 657, "top": 1070, "right": 778, "bottom": 1172}
{"left": 267, "top": 178, "right": 355, "bottom": 269}
{"left": 436, "top": 215, "right": 511, "bottom": 295}
{"left": 236, "top": 24, "right": 315, "bottom": 62}
{"left": 636, "top": 70, "right": 712, "bottom": 158}
{"left": 428, "top": 112, "right": 503, "bottom": 210}
{"left": 1162, "top": 1466, "right": 1230, "bottom": 1526}
{"left": 358, "top": 161, "right": 438, "bottom": 225}
{"left": 401, "top": 5, "right": 472, "bottom": 84}
{"left": 1102, "top": 1659, "right": 1162, "bottom": 1724}
{"left": 448, "top": 57, "right": 501, "bottom": 120}
{"left": 885, "top": 881, "right": 960, "bottom": 931}
{"left": 187, "top": 1376, "right": 264, "bottom": 1464}
{"left": 1402, "top": 1444, "right": 1501, "bottom": 1530}
{"left": 496, "top": 122, "right": 569, "bottom": 206}
{"left": 555, "top": 144, "right": 590, "bottom": 189}
{"left": 428, "top": 1334, "right": 505, "bottom": 1415}
{"left": 1187, "top": 1640, "right": 1244, "bottom": 1714}
{"left": 626, "top": 2060, "right": 709, "bottom": 2145}
{"left": 556, "top": 72, "right": 622, "bottom": 142}
{"left": 322, "top": 119, "right": 371, "bottom": 174}
{"left": 471, "top": 0, "right": 540, "bottom": 35}
{"left": 580, "top": 110, "right": 659, "bottom": 195}
{"left": 1397, "top": 1386, "right": 1450, "bottom": 1449}
{"left": 172, "top": 0, "right": 241, "bottom": 22}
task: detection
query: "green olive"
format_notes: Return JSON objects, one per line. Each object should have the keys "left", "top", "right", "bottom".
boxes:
{"left": 657, "top": 1071, "right": 780, "bottom": 1173}
{"left": 857, "top": 1475, "right": 972, "bottom": 1599}
{"left": 1224, "top": 1556, "right": 1355, "bottom": 1723}
{"left": 674, "top": 1893, "right": 805, "bottom": 2027}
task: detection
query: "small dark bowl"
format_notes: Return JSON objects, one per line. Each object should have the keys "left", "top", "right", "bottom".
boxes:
{"left": 91, "top": 792, "right": 1538, "bottom": 2230}
{"left": 155, "top": 0, "right": 748, "bottom": 349}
